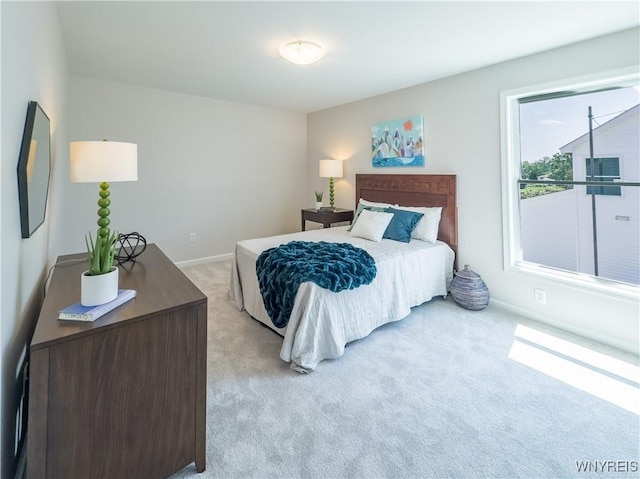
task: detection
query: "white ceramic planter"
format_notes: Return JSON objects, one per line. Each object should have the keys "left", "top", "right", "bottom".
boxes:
{"left": 315, "top": 202, "right": 322, "bottom": 210}
{"left": 81, "top": 267, "right": 118, "bottom": 306}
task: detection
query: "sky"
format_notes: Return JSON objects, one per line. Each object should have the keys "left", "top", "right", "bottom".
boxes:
{"left": 519, "top": 85, "right": 640, "bottom": 164}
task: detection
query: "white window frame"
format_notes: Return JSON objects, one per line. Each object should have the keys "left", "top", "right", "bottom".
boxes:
{"left": 500, "top": 67, "right": 640, "bottom": 301}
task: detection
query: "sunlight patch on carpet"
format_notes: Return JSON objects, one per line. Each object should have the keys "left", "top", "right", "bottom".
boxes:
{"left": 509, "top": 324, "right": 639, "bottom": 415}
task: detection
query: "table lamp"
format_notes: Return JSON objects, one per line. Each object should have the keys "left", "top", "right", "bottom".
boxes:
{"left": 319, "top": 159, "right": 343, "bottom": 209}
{"left": 70, "top": 140, "right": 138, "bottom": 243}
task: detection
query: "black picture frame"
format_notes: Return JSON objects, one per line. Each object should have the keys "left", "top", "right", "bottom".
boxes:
{"left": 17, "top": 101, "right": 51, "bottom": 239}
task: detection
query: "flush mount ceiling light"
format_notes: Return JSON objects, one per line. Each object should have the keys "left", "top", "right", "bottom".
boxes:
{"left": 279, "top": 40, "right": 325, "bottom": 65}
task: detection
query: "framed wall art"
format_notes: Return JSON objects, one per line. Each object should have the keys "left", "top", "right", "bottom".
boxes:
{"left": 371, "top": 116, "right": 424, "bottom": 168}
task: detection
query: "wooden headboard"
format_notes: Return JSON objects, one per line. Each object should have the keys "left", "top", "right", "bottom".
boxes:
{"left": 356, "top": 174, "right": 458, "bottom": 267}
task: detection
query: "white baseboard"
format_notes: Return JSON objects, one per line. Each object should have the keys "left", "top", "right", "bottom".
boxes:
{"left": 175, "top": 253, "right": 233, "bottom": 268}
{"left": 490, "top": 298, "right": 637, "bottom": 355}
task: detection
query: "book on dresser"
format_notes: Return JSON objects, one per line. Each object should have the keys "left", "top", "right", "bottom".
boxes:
{"left": 59, "top": 289, "right": 137, "bottom": 321}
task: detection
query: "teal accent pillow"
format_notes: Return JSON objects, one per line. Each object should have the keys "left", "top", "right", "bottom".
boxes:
{"left": 383, "top": 207, "right": 424, "bottom": 243}
{"left": 348, "top": 204, "right": 390, "bottom": 231}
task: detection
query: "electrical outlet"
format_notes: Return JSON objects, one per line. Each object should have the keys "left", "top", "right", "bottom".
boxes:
{"left": 534, "top": 288, "right": 546, "bottom": 304}
{"left": 189, "top": 233, "right": 196, "bottom": 243}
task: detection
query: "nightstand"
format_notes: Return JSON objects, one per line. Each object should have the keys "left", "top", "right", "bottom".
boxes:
{"left": 301, "top": 208, "right": 354, "bottom": 231}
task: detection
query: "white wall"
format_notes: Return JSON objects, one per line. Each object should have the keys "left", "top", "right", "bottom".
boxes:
{"left": 307, "top": 28, "right": 640, "bottom": 354}
{"left": 64, "top": 78, "right": 307, "bottom": 263}
{"left": 1, "top": 2, "right": 69, "bottom": 477}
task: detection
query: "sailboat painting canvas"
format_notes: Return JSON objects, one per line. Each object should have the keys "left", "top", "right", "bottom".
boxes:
{"left": 371, "top": 116, "right": 424, "bottom": 167}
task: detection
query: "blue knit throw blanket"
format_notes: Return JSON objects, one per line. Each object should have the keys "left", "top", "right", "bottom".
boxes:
{"left": 256, "top": 241, "right": 377, "bottom": 328}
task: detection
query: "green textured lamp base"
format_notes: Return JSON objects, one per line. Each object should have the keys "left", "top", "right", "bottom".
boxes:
{"left": 97, "top": 181, "right": 111, "bottom": 243}
{"left": 329, "top": 176, "right": 335, "bottom": 208}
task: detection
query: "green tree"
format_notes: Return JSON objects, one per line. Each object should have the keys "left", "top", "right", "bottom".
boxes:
{"left": 521, "top": 153, "right": 572, "bottom": 180}
{"left": 547, "top": 153, "right": 572, "bottom": 181}
{"left": 520, "top": 153, "right": 573, "bottom": 199}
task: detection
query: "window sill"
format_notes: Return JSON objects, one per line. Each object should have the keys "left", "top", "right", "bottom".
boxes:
{"left": 509, "top": 261, "right": 640, "bottom": 302}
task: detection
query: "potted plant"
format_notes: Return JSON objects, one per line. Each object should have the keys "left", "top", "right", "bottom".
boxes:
{"left": 81, "top": 230, "right": 119, "bottom": 306}
{"left": 314, "top": 190, "right": 323, "bottom": 210}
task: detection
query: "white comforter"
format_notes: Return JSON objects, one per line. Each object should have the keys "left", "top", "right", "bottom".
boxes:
{"left": 229, "top": 226, "right": 454, "bottom": 372}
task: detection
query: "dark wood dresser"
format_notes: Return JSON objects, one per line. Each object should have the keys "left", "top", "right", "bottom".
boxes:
{"left": 27, "top": 244, "right": 207, "bottom": 479}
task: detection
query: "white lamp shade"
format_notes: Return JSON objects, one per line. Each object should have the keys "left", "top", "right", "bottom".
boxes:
{"left": 70, "top": 141, "right": 138, "bottom": 183}
{"left": 319, "top": 159, "right": 343, "bottom": 178}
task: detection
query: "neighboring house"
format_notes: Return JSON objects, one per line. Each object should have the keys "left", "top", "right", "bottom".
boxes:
{"left": 522, "top": 104, "right": 640, "bottom": 285}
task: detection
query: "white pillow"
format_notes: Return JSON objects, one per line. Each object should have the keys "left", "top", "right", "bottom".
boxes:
{"left": 394, "top": 206, "right": 442, "bottom": 243}
{"left": 349, "top": 209, "right": 394, "bottom": 242}
{"left": 359, "top": 198, "right": 396, "bottom": 209}
{"left": 348, "top": 198, "right": 397, "bottom": 232}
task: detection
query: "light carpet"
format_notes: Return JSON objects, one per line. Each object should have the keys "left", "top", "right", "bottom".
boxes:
{"left": 169, "top": 260, "right": 639, "bottom": 479}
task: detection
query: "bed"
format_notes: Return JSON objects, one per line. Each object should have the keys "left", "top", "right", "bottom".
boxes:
{"left": 230, "top": 174, "right": 457, "bottom": 372}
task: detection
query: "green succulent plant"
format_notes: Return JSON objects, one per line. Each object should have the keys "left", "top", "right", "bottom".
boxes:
{"left": 85, "top": 229, "right": 118, "bottom": 276}
{"left": 314, "top": 190, "right": 323, "bottom": 201}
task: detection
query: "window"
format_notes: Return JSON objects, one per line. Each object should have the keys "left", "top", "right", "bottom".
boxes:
{"left": 501, "top": 69, "right": 640, "bottom": 293}
{"left": 585, "top": 158, "right": 621, "bottom": 196}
